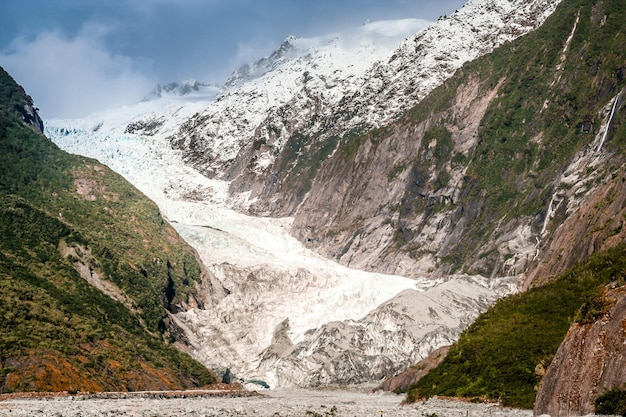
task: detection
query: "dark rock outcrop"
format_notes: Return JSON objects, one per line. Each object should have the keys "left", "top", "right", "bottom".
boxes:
{"left": 18, "top": 100, "right": 44, "bottom": 134}
{"left": 0, "top": 66, "right": 44, "bottom": 134}
{"left": 222, "top": 368, "right": 232, "bottom": 384}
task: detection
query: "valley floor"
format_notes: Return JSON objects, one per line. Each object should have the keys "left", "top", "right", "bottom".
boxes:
{"left": 0, "top": 388, "right": 533, "bottom": 417}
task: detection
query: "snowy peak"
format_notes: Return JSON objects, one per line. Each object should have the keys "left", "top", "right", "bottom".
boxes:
{"left": 224, "top": 35, "right": 299, "bottom": 89}
{"left": 168, "top": 0, "right": 562, "bottom": 189}
{"left": 223, "top": 19, "right": 430, "bottom": 90}
{"left": 170, "top": 18, "right": 430, "bottom": 177}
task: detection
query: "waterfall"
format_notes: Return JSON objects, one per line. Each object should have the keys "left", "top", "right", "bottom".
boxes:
{"left": 595, "top": 92, "right": 621, "bottom": 153}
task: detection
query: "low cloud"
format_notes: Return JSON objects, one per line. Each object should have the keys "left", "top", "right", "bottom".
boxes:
{"left": 232, "top": 38, "right": 278, "bottom": 71}
{"left": 0, "top": 23, "right": 156, "bottom": 119}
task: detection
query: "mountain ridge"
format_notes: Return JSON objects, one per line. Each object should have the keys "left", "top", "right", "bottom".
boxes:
{"left": 0, "top": 66, "right": 217, "bottom": 392}
{"left": 220, "top": 0, "right": 563, "bottom": 216}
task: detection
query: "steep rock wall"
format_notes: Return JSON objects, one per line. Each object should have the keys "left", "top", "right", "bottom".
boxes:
{"left": 534, "top": 285, "right": 626, "bottom": 416}
{"left": 291, "top": 74, "right": 522, "bottom": 278}
{"left": 375, "top": 345, "right": 450, "bottom": 393}
{"left": 525, "top": 157, "right": 626, "bottom": 289}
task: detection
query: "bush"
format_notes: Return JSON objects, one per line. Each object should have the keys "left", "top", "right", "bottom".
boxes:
{"left": 595, "top": 388, "right": 626, "bottom": 416}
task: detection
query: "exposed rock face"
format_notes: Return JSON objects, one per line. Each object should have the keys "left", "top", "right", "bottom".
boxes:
{"left": 375, "top": 345, "right": 450, "bottom": 393}
{"left": 0, "top": 67, "right": 44, "bottom": 134}
{"left": 18, "top": 99, "right": 44, "bottom": 134}
{"left": 291, "top": 74, "right": 518, "bottom": 278}
{"left": 241, "top": 0, "right": 562, "bottom": 216}
{"left": 524, "top": 129, "right": 626, "bottom": 289}
{"left": 534, "top": 285, "right": 626, "bottom": 416}
{"left": 143, "top": 79, "right": 219, "bottom": 101}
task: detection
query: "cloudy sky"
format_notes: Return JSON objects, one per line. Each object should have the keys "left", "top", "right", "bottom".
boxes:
{"left": 0, "top": 0, "right": 466, "bottom": 119}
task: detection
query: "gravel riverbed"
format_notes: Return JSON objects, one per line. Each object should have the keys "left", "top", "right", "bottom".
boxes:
{"left": 0, "top": 388, "right": 534, "bottom": 417}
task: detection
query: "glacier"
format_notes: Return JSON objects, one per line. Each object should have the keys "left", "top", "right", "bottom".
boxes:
{"left": 47, "top": 112, "right": 517, "bottom": 387}
{"left": 44, "top": 2, "right": 562, "bottom": 386}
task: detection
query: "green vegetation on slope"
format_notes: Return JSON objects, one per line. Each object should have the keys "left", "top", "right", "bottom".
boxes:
{"left": 468, "top": 0, "right": 626, "bottom": 211}
{"left": 595, "top": 387, "right": 626, "bottom": 416}
{"left": 455, "top": 0, "right": 625, "bottom": 272}
{"left": 0, "top": 66, "right": 215, "bottom": 392}
{"left": 330, "top": 0, "right": 626, "bottom": 276}
{"left": 406, "top": 244, "right": 626, "bottom": 408}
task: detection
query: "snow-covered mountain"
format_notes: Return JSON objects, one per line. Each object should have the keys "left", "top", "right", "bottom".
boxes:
{"left": 168, "top": 18, "right": 430, "bottom": 177}
{"left": 168, "top": 0, "right": 562, "bottom": 215}
{"left": 45, "top": 0, "right": 563, "bottom": 387}
{"left": 331, "top": 0, "right": 562, "bottom": 130}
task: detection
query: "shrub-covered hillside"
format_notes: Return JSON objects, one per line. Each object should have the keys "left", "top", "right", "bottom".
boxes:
{"left": 406, "top": 244, "right": 626, "bottom": 408}
{"left": 400, "top": 0, "right": 626, "bottom": 409}
{"left": 0, "top": 66, "right": 216, "bottom": 392}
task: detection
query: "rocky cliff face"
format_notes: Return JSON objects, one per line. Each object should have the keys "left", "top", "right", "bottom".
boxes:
{"left": 291, "top": 73, "right": 511, "bottom": 278}
{"left": 241, "top": 0, "right": 562, "bottom": 217}
{"left": 291, "top": 0, "right": 626, "bottom": 283}
{"left": 0, "top": 67, "right": 44, "bottom": 134}
{"left": 375, "top": 346, "right": 450, "bottom": 393}
{"left": 534, "top": 285, "right": 626, "bottom": 416}
{"left": 368, "top": 0, "right": 626, "bottom": 404}
{"left": 17, "top": 99, "right": 44, "bottom": 134}
{"left": 524, "top": 152, "right": 626, "bottom": 289}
